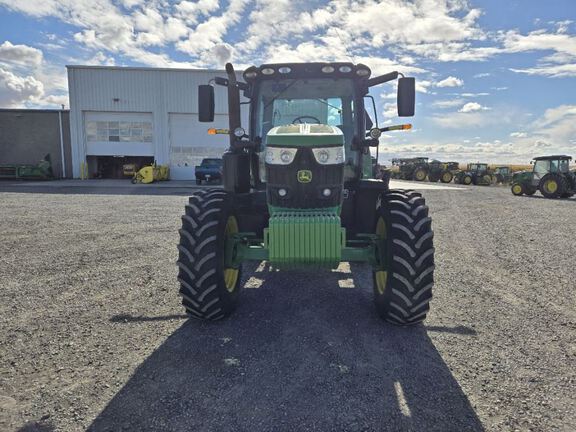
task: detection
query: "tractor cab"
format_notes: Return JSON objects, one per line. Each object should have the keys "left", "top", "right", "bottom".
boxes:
{"left": 494, "top": 166, "right": 510, "bottom": 176}
{"left": 511, "top": 155, "right": 575, "bottom": 198}
{"left": 455, "top": 162, "right": 493, "bottom": 185}
{"left": 493, "top": 166, "right": 512, "bottom": 184}
{"left": 467, "top": 163, "right": 489, "bottom": 174}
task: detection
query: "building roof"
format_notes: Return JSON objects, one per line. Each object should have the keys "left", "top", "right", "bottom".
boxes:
{"left": 0, "top": 108, "right": 69, "bottom": 113}
{"left": 66, "top": 65, "right": 230, "bottom": 74}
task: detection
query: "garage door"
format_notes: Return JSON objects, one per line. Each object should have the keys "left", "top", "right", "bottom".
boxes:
{"left": 169, "top": 113, "right": 229, "bottom": 180}
{"left": 84, "top": 112, "right": 154, "bottom": 156}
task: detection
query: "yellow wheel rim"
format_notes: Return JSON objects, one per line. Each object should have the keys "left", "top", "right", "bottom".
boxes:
{"left": 544, "top": 180, "right": 558, "bottom": 194}
{"left": 464, "top": 176, "right": 472, "bottom": 184}
{"left": 415, "top": 170, "right": 426, "bottom": 181}
{"left": 512, "top": 184, "right": 522, "bottom": 195}
{"left": 375, "top": 217, "right": 388, "bottom": 295}
{"left": 224, "top": 216, "right": 239, "bottom": 292}
{"left": 442, "top": 172, "right": 451, "bottom": 182}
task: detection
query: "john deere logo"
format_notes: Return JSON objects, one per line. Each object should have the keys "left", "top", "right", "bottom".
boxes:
{"left": 297, "top": 170, "right": 312, "bottom": 183}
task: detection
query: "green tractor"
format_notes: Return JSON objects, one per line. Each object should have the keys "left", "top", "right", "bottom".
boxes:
{"left": 454, "top": 163, "right": 493, "bottom": 186}
{"left": 427, "top": 160, "right": 458, "bottom": 183}
{"left": 391, "top": 157, "right": 429, "bottom": 181}
{"left": 176, "top": 62, "right": 434, "bottom": 326}
{"left": 493, "top": 166, "right": 512, "bottom": 184}
{"left": 511, "top": 155, "right": 575, "bottom": 198}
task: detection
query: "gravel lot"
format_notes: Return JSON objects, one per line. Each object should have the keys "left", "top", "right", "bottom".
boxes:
{"left": 1, "top": 181, "right": 575, "bottom": 431}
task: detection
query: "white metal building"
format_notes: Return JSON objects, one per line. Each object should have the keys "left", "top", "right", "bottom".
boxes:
{"left": 67, "top": 66, "right": 245, "bottom": 180}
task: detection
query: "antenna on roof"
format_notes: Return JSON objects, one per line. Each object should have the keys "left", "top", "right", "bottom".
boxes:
{"left": 335, "top": 29, "right": 356, "bottom": 63}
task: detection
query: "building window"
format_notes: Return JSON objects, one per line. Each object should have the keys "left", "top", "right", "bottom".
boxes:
{"left": 86, "top": 121, "right": 153, "bottom": 142}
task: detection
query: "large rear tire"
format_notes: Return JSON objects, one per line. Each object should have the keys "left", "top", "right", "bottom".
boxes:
{"left": 413, "top": 168, "right": 427, "bottom": 182}
{"left": 177, "top": 189, "right": 242, "bottom": 320}
{"left": 539, "top": 173, "right": 566, "bottom": 199}
{"left": 440, "top": 171, "right": 453, "bottom": 183}
{"left": 373, "top": 190, "right": 434, "bottom": 325}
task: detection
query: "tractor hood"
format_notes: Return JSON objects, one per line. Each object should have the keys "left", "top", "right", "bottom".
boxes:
{"left": 266, "top": 124, "right": 344, "bottom": 147}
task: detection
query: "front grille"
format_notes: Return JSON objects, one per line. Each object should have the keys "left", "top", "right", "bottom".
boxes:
{"left": 266, "top": 148, "right": 343, "bottom": 208}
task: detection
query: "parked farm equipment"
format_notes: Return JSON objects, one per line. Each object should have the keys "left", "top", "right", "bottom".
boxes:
{"left": 454, "top": 163, "right": 494, "bottom": 186}
{"left": 132, "top": 163, "right": 170, "bottom": 184}
{"left": 511, "top": 155, "right": 575, "bottom": 198}
{"left": 0, "top": 154, "right": 53, "bottom": 180}
{"left": 176, "top": 62, "right": 434, "bottom": 325}
{"left": 391, "top": 157, "right": 429, "bottom": 181}
{"left": 428, "top": 160, "right": 458, "bottom": 183}
{"left": 493, "top": 166, "right": 512, "bottom": 184}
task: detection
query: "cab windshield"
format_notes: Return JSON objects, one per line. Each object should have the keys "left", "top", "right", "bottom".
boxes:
{"left": 253, "top": 78, "right": 358, "bottom": 175}
{"left": 254, "top": 78, "right": 356, "bottom": 139}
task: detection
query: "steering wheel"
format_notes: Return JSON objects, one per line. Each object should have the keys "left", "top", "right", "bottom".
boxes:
{"left": 292, "top": 115, "right": 321, "bottom": 124}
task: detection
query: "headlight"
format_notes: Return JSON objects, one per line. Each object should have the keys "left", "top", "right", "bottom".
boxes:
{"left": 312, "top": 147, "right": 344, "bottom": 165}
{"left": 233, "top": 127, "right": 245, "bottom": 138}
{"left": 265, "top": 147, "right": 296, "bottom": 165}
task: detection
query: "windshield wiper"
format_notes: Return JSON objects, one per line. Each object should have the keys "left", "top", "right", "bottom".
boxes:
{"left": 263, "top": 79, "right": 302, "bottom": 110}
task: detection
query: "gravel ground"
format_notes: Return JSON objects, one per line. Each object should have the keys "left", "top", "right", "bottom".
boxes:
{"left": 0, "top": 182, "right": 575, "bottom": 432}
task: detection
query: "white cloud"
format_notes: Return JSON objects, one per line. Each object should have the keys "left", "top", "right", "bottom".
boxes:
{"left": 432, "top": 98, "right": 465, "bottom": 109}
{"left": 510, "top": 132, "right": 527, "bottom": 138}
{"left": 0, "top": 41, "right": 43, "bottom": 68}
{"left": 177, "top": 0, "right": 248, "bottom": 57}
{"left": 510, "top": 63, "right": 576, "bottom": 78}
{"left": 473, "top": 72, "right": 491, "bottom": 78}
{"left": 0, "top": 68, "right": 44, "bottom": 107}
{"left": 436, "top": 76, "right": 463, "bottom": 87}
{"left": 501, "top": 30, "right": 576, "bottom": 58}
{"left": 459, "top": 102, "right": 490, "bottom": 113}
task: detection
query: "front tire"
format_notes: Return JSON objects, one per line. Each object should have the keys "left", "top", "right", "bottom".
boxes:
{"left": 177, "top": 189, "right": 242, "bottom": 320}
{"left": 373, "top": 190, "right": 434, "bottom": 325}
{"left": 463, "top": 175, "right": 473, "bottom": 185}
{"left": 511, "top": 183, "right": 524, "bottom": 196}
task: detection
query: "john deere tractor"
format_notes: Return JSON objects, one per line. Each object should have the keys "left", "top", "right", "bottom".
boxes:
{"left": 391, "top": 157, "right": 429, "bottom": 181}
{"left": 454, "top": 163, "right": 493, "bottom": 186}
{"left": 493, "top": 166, "right": 512, "bottom": 184}
{"left": 176, "top": 62, "right": 434, "bottom": 325}
{"left": 427, "top": 160, "right": 458, "bottom": 183}
{"left": 511, "top": 155, "right": 575, "bottom": 198}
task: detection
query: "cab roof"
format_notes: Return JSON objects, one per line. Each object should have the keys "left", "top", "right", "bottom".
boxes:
{"left": 243, "top": 62, "right": 372, "bottom": 81}
{"left": 533, "top": 155, "right": 572, "bottom": 161}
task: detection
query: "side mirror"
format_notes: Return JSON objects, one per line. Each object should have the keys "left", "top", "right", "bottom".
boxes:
{"left": 198, "top": 85, "right": 215, "bottom": 122}
{"left": 397, "top": 77, "right": 415, "bottom": 117}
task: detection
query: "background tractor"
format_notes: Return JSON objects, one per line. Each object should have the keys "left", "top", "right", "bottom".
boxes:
{"left": 176, "top": 62, "right": 435, "bottom": 326}
{"left": 427, "top": 160, "right": 458, "bottom": 183}
{"left": 454, "top": 163, "right": 494, "bottom": 186}
{"left": 511, "top": 155, "right": 575, "bottom": 198}
{"left": 390, "top": 157, "right": 429, "bottom": 181}
{"left": 493, "top": 166, "right": 512, "bottom": 184}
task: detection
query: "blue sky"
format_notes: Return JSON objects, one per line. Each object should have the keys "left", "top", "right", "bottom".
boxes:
{"left": 0, "top": 0, "right": 574, "bottom": 163}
